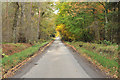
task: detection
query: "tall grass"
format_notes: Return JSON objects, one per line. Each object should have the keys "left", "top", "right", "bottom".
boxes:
{"left": 81, "top": 48, "right": 118, "bottom": 70}
{"left": 67, "top": 41, "right": 118, "bottom": 76}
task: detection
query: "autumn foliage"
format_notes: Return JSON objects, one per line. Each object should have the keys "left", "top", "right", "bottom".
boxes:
{"left": 55, "top": 2, "right": 119, "bottom": 43}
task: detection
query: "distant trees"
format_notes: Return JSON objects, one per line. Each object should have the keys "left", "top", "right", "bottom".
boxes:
{"left": 2, "top": 2, "right": 55, "bottom": 43}
{"left": 56, "top": 2, "right": 119, "bottom": 44}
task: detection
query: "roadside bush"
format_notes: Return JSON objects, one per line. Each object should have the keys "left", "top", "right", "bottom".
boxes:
{"left": 118, "top": 45, "right": 120, "bottom": 51}
{"left": 102, "top": 40, "right": 112, "bottom": 45}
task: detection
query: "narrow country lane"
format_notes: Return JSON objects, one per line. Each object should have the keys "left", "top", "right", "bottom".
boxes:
{"left": 2, "top": 2, "right": 119, "bottom": 79}
{"left": 12, "top": 37, "right": 107, "bottom": 78}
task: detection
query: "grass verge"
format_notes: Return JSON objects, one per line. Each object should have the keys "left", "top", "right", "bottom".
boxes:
{"left": 66, "top": 41, "right": 118, "bottom": 78}
{"left": 2, "top": 41, "right": 50, "bottom": 75}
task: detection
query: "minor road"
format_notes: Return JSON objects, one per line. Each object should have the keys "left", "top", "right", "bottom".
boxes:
{"left": 12, "top": 37, "right": 107, "bottom": 78}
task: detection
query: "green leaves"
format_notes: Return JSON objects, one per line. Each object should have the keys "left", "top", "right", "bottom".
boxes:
{"left": 55, "top": 2, "right": 96, "bottom": 42}
{"left": 75, "top": 17, "right": 83, "bottom": 20}
{"left": 56, "top": 2, "right": 119, "bottom": 44}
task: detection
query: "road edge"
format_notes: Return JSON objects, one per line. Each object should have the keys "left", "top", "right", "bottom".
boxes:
{"left": 62, "top": 41, "right": 113, "bottom": 78}
{"left": 2, "top": 40, "right": 54, "bottom": 78}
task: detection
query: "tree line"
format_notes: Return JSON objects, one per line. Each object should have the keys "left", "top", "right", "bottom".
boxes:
{"left": 56, "top": 2, "right": 120, "bottom": 44}
{"left": 2, "top": 2, "right": 55, "bottom": 43}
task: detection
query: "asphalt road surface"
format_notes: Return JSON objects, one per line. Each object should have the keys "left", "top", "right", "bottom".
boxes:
{"left": 12, "top": 37, "right": 107, "bottom": 78}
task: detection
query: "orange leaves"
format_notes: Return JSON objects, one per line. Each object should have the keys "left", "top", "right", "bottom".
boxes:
{"left": 67, "top": 2, "right": 106, "bottom": 17}
{"left": 67, "top": 13, "right": 69, "bottom": 16}
{"left": 95, "top": 5, "right": 104, "bottom": 14}
{"left": 99, "top": 10, "right": 103, "bottom": 14}
{"left": 76, "top": 9, "right": 79, "bottom": 12}
{"left": 94, "top": 11, "right": 97, "bottom": 14}
{"left": 108, "top": 9, "right": 111, "bottom": 13}
{"left": 98, "top": 5, "right": 105, "bottom": 9}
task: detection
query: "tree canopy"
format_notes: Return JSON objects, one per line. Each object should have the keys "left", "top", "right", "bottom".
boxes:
{"left": 55, "top": 2, "right": 119, "bottom": 44}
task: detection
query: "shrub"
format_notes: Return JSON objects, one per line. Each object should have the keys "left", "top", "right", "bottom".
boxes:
{"left": 102, "top": 40, "right": 112, "bottom": 45}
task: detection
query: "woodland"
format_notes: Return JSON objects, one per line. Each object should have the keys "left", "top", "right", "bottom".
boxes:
{"left": 1, "top": 2, "right": 120, "bottom": 78}
{"left": 56, "top": 2, "right": 119, "bottom": 44}
{"left": 2, "top": 2, "right": 55, "bottom": 43}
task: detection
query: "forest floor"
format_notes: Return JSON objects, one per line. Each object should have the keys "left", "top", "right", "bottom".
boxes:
{"left": 2, "top": 43, "right": 32, "bottom": 57}
{"left": 66, "top": 41, "right": 118, "bottom": 78}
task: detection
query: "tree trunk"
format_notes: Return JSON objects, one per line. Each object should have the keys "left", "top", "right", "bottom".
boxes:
{"left": 117, "top": 2, "right": 120, "bottom": 79}
{"left": 104, "top": 7, "right": 108, "bottom": 40}
{"left": 92, "top": 8, "right": 100, "bottom": 41}
{"left": 99, "top": 2, "right": 108, "bottom": 40}
{"left": 37, "top": 7, "right": 41, "bottom": 41}
{"left": 94, "top": 21, "right": 100, "bottom": 41}
{"left": 118, "top": 50, "right": 120, "bottom": 79}
{"left": 117, "top": 2, "right": 120, "bottom": 44}
{"left": 29, "top": 2, "right": 33, "bottom": 42}
{"left": 18, "top": 2, "right": 26, "bottom": 43}
{"left": 12, "top": 2, "right": 19, "bottom": 43}
{"left": 6, "top": 2, "right": 10, "bottom": 42}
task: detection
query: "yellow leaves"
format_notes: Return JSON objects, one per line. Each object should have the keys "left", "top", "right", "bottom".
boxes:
{"left": 56, "top": 24, "right": 65, "bottom": 37}
{"left": 55, "top": 31, "right": 60, "bottom": 37}
{"left": 68, "top": 35, "right": 75, "bottom": 41}
{"left": 56, "top": 24, "right": 65, "bottom": 31}
{"left": 68, "top": 3, "right": 72, "bottom": 6}
{"left": 2, "top": 53, "right": 8, "bottom": 57}
{"left": 56, "top": 24, "right": 75, "bottom": 41}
